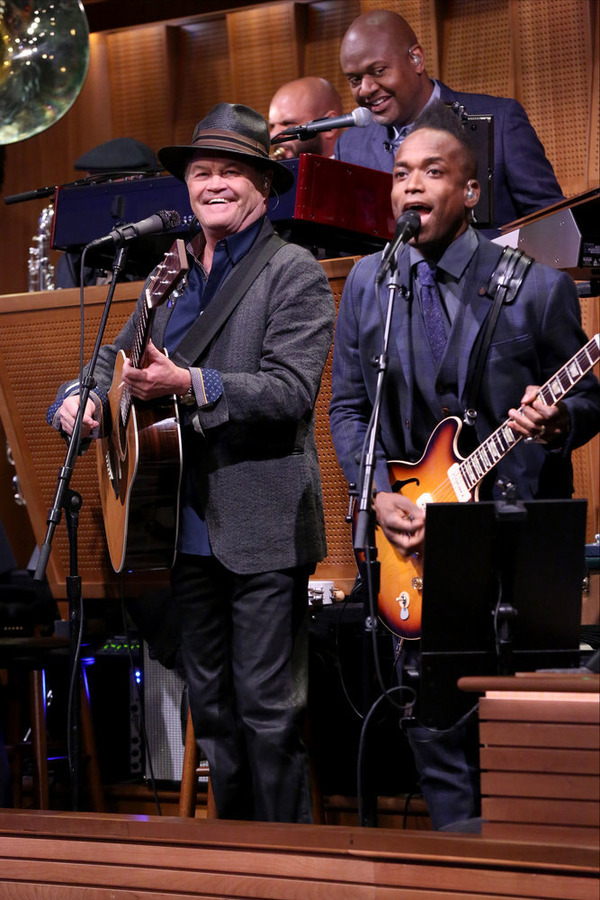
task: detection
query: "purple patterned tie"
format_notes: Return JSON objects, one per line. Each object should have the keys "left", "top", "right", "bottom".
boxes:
{"left": 416, "top": 259, "right": 447, "bottom": 364}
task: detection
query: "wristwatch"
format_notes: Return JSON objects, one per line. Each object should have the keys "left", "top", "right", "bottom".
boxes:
{"left": 179, "top": 382, "right": 195, "bottom": 407}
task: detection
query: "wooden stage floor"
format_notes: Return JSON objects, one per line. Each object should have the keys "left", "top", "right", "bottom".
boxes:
{"left": 0, "top": 808, "right": 598, "bottom": 898}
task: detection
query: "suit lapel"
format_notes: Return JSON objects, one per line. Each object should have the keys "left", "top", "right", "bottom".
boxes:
{"left": 367, "top": 124, "right": 395, "bottom": 172}
{"left": 379, "top": 233, "right": 506, "bottom": 428}
{"left": 455, "top": 238, "right": 506, "bottom": 402}
{"left": 383, "top": 246, "right": 414, "bottom": 415}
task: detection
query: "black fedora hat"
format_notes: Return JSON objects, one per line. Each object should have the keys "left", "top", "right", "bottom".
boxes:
{"left": 158, "top": 103, "right": 293, "bottom": 195}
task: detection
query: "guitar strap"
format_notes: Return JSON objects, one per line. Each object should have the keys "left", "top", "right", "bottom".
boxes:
{"left": 170, "top": 226, "right": 286, "bottom": 368}
{"left": 464, "top": 246, "right": 533, "bottom": 426}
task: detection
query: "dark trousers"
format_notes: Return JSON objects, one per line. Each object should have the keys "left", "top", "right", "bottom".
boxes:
{"left": 406, "top": 709, "right": 481, "bottom": 830}
{"left": 398, "top": 641, "right": 481, "bottom": 830}
{"left": 172, "top": 554, "right": 313, "bottom": 823}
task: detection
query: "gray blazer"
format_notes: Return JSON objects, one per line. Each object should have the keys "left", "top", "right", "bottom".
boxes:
{"left": 69, "top": 218, "right": 336, "bottom": 574}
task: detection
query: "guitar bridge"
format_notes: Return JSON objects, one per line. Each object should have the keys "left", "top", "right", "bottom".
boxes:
{"left": 104, "top": 450, "right": 119, "bottom": 499}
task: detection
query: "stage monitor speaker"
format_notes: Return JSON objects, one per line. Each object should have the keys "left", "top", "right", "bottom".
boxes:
{"left": 142, "top": 642, "right": 187, "bottom": 783}
{"left": 89, "top": 638, "right": 189, "bottom": 785}
{"left": 87, "top": 638, "right": 143, "bottom": 783}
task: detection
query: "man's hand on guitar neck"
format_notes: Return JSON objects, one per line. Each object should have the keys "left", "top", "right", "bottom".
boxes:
{"left": 123, "top": 340, "right": 191, "bottom": 401}
{"left": 374, "top": 491, "right": 425, "bottom": 557}
{"left": 508, "top": 384, "right": 570, "bottom": 446}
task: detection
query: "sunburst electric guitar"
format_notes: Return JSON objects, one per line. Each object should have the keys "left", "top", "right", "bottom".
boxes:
{"left": 369, "top": 334, "right": 600, "bottom": 640}
{"left": 97, "top": 239, "right": 188, "bottom": 573}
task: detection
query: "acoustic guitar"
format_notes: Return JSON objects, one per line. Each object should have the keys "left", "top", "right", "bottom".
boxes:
{"left": 96, "top": 239, "right": 188, "bottom": 573}
{"left": 369, "top": 334, "right": 600, "bottom": 640}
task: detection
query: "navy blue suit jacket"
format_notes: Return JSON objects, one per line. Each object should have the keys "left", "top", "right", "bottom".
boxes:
{"left": 329, "top": 229, "right": 600, "bottom": 502}
{"left": 334, "top": 82, "right": 565, "bottom": 232}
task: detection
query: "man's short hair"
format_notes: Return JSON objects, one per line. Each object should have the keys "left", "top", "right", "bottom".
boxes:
{"left": 411, "top": 101, "right": 478, "bottom": 178}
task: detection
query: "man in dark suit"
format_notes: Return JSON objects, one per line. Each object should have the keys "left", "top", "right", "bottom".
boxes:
{"left": 50, "top": 103, "right": 336, "bottom": 822}
{"left": 329, "top": 101, "right": 600, "bottom": 830}
{"left": 334, "top": 9, "right": 564, "bottom": 232}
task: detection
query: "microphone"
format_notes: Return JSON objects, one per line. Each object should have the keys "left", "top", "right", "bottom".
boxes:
{"left": 87, "top": 209, "right": 181, "bottom": 248}
{"left": 271, "top": 107, "right": 373, "bottom": 142}
{"left": 375, "top": 210, "right": 421, "bottom": 283}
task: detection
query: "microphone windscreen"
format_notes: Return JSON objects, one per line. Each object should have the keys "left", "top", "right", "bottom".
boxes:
{"left": 397, "top": 209, "right": 421, "bottom": 237}
{"left": 157, "top": 210, "right": 181, "bottom": 229}
{"left": 351, "top": 107, "right": 374, "bottom": 128}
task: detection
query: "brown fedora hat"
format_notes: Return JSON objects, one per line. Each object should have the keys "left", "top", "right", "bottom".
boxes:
{"left": 158, "top": 102, "right": 294, "bottom": 195}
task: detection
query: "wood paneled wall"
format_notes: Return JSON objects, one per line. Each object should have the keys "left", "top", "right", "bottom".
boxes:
{"left": 0, "top": 0, "right": 597, "bottom": 297}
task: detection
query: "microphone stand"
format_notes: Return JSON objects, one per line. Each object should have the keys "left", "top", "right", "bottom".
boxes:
{"left": 353, "top": 263, "right": 403, "bottom": 551}
{"left": 34, "top": 241, "right": 129, "bottom": 810}
{"left": 4, "top": 179, "right": 93, "bottom": 206}
{"left": 353, "top": 261, "right": 405, "bottom": 827}
{"left": 271, "top": 128, "right": 320, "bottom": 144}
{"left": 3, "top": 169, "right": 164, "bottom": 206}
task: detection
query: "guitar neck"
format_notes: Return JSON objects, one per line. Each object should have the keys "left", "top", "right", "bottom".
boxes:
{"left": 458, "top": 334, "right": 600, "bottom": 493}
{"left": 118, "top": 303, "right": 153, "bottom": 426}
{"left": 129, "top": 302, "right": 153, "bottom": 371}
{"left": 130, "top": 238, "right": 189, "bottom": 370}
{"left": 117, "top": 238, "right": 189, "bottom": 426}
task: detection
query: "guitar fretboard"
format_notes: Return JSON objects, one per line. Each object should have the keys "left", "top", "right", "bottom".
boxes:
{"left": 119, "top": 301, "right": 152, "bottom": 427}
{"left": 117, "top": 242, "right": 188, "bottom": 428}
{"left": 459, "top": 335, "right": 600, "bottom": 492}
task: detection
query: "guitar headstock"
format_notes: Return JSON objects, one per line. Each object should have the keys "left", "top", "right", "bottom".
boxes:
{"left": 144, "top": 239, "right": 189, "bottom": 310}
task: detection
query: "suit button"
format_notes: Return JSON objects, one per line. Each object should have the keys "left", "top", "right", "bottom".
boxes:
{"left": 441, "top": 406, "right": 450, "bottom": 415}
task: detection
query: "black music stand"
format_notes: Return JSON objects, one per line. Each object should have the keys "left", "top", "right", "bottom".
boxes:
{"left": 417, "top": 499, "right": 586, "bottom": 729}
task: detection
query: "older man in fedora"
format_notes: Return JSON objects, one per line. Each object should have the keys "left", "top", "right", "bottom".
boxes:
{"left": 50, "top": 103, "right": 336, "bottom": 822}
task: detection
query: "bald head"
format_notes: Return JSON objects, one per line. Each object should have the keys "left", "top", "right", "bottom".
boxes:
{"left": 342, "top": 10, "right": 418, "bottom": 54}
{"left": 340, "top": 10, "right": 432, "bottom": 128}
{"left": 271, "top": 76, "right": 343, "bottom": 117}
{"left": 269, "top": 76, "right": 343, "bottom": 159}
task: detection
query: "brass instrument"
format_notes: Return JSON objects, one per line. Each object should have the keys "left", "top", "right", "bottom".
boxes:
{"left": 5, "top": 440, "right": 25, "bottom": 506}
{"left": 1, "top": 1, "right": 90, "bottom": 287}
{"left": 0, "top": 0, "right": 89, "bottom": 144}
{"left": 28, "top": 203, "right": 55, "bottom": 291}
